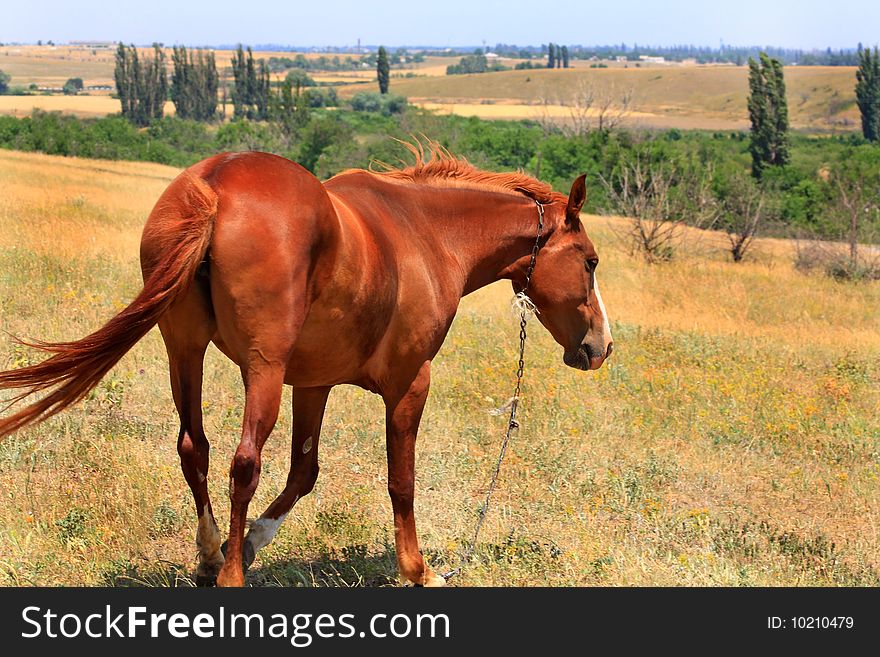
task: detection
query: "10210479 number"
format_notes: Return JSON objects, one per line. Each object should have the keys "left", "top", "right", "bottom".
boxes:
{"left": 767, "top": 616, "right": 854, "bottom": 629}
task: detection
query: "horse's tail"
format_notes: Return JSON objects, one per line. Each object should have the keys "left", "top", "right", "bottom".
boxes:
{"left": 0, "top": 171, "right": 218, "bottom": 439}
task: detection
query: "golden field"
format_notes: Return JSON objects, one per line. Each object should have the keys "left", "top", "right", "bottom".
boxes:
{"left": 0, "top": 44, "right": 862, "bottom": 131}
{"left": 0, "top": 149, "right": 878, "bottom": 586}
{"left": 0, "top": 95, "right": 176, "bottom": 119}
{"left": 0, "top": 44, "right": 451, "bottom": 88}
{"left": 383, "top": 65, "right": 860, "bottom": 131}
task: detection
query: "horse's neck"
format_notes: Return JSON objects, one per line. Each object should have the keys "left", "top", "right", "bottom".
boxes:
{"left": 330, "top": 179, "right": 550, "bottom": 299}
{"left": 426, "top": 190, "right": 546, "bottom": 297}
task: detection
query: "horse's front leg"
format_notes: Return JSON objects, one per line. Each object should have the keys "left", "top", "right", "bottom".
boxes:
{"left": 383, "top": 361, "right": 445, "bottom": 587}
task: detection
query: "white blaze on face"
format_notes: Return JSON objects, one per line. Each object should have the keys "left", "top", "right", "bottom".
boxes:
{"left": 245, "top": 511, "right": 291, "bottom": 552}
{"left": 594, "top": 275, "right": 613, "bottom": 350}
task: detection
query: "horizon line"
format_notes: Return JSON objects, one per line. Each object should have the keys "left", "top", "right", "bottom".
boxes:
{"left": 1, "top": 40, "right": 873, "bottom": 53}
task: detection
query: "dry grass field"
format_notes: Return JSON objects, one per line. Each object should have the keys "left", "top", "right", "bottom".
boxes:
{"left": 384, "top": 66, "right": 860, "bottom": 131}
{"left": 0, "top": 45, "right": 861, "bottom": 131}
{"left": 0, "top": 149, "right": 878, "bottom": 587}
{"left": 0, "top": 46, "right": 117, "bottom": 88}
{"left": 0, "top": 44, "right": 451, "bottom": 88}
{"left": 414, "top": 100, "right": 747, "bottom": 131}
{"left": 0, "top": 96, "right": 177, "bottom": 118}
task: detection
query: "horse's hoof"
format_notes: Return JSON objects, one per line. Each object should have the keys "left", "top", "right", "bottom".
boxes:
{"left": 195, "top": 558, "right": 224, "bottom": 587}
{"left": 220, "top": 540, "right": 256, "bottom": 573}
{"left": 403, "top": 568, "right": 447, "bottom": 587}
{"left": 195, "top": 573, "right": 217, "bottom": 587}
{"left": 423, "top": 571, "right": 447, "bottom": 587}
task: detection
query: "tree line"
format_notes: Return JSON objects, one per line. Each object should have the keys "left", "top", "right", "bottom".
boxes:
{"left": 268, "top": 49, "right": 423, "bottom": 73}
{"left": 444, "top": 44, "right": 571, "bottom": 75}
{"left": 102, "top": 40, "right": 880, "bottom": 144}
{"left": 486, "top": 42, "right": 867, "bottom": 66}
{"left": 114, "top": 44, "right": 167, "bottom": 127}
{"left": 446, "top": 49, "right": 509, "bottom": 75}
{"left": 171, "top": 46, "right": 219, "bottom": 121}
{"left": 113, "top": 43, "right": 316, "bottom": 126}
{"left": 546, "top": 44, "right": 570, "bottom": 68}
{"left": 230, "top": 45, "right": 271, "bottom": 120}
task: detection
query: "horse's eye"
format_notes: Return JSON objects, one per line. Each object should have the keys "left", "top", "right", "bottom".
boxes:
{"left": 585, "top": 259, "right": 598, "bottom": 291}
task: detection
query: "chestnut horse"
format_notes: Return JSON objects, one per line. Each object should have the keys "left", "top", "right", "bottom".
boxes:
{"left": 0, "top": 143, "right": 612, "bottom": 587}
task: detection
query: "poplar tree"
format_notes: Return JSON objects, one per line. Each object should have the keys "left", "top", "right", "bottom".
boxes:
{"left": 377, "top": 46, "right": 390, "bottom": 94}
{"left": 231, "top": 45, "right": 247, "bottom": 118}
{"left": 245, "top": 48, "right": 257, "bottom": 114}
{"left": 172, "top": 47, "right": 219, "bottom": 121}
{"left": 562, "top": 45, "right": 570, "bottom": 68}
{"left": 171, "top": 46, "right": 194, "bottom": 118}
{"left": 547, "top": 43, "right": 556, "bottom": 69}
{"left": 747, "top": 52, "right": 789, "bottom": 179}
{"left": 855, "top": 45, "right": 880, "bottom": 142}
{"left": 114, "top": 43, "right": 166, "bottom": 126}
{"left": 142, "top": 44, "right": 168, "bottom": 124}
{"left": 114, "top": 43, "right": 137, "bottom": 119}
{"left": 231, "top": 45, "right": 270, "bottom": 120}
{"left": 273, "top": 78, "right": 311, "bottom": 135}
{"left": 255, "top": 59, "right": 271, "bottom": 120}
{"left": 198, "top": 50, "right": 219, "bottom": 120}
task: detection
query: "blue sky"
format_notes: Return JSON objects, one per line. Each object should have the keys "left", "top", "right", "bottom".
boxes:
{"left": 2, "top": 0, "right": 877, "bottom": 49}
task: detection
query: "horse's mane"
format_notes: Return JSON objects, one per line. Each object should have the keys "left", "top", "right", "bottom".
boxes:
{"left": 342, "top": 139, "right": 565, "bottom": 204}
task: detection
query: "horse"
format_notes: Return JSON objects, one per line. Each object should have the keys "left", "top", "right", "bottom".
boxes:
{"left": 0, "top": 142, "right": 613, "bottom": 587}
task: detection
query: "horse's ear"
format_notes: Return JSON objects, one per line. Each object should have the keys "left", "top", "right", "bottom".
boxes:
{"left": 565, "top": 174, "right": 587, "bottom": 230}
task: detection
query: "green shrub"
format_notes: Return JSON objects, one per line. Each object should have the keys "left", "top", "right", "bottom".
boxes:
{"left": 56, "top": 508, "right": 91, "bottom": 544}
{"left": 349, "top": 92, "right": 407, "bottom": 116}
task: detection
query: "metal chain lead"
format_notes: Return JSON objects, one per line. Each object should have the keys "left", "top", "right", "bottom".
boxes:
{"left": 442, "top": 199, "right": 545, "bottom": 582}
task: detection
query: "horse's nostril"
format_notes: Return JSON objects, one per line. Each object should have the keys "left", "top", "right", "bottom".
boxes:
{"left": 605, "top": 342, "right": 614, "bottom": 358}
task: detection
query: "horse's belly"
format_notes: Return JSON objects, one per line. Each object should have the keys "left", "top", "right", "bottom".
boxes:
{"left": 282, "top": 346, "right": 364, "bottom": 387}
{"left": 282, "top": 304, "right": 387, "bottom": 387}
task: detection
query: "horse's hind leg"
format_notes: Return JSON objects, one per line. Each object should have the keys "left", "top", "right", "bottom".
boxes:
{"left": 158, "top": 290, "right": 222, "bottom": 585}
{"left": 215, "top": 362, "right": 287, "bottom": 587}
{"left": 245, "top": 386, "right": 330, "bottom": 561}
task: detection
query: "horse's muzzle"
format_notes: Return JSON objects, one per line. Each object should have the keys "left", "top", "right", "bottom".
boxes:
{"left": 564, "top": 341, "right": 613, "bottom": 371}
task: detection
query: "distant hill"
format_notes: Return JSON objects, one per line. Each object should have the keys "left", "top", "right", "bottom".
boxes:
{"left": 369, "top": 65, "right": 860, "bottom": 132}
